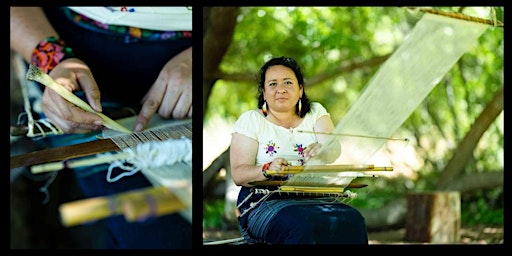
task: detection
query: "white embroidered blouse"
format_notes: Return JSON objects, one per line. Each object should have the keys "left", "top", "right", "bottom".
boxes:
{"left": 231, "top": 102, "right": 330, "bottom": 167}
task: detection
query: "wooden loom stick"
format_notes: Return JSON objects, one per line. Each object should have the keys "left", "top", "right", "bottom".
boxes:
{"left": 264, "top": 164, "right": 393, "bottom": 175}
{"left": 59, "top": 186, "right": 187, "bottom": 227}
{"left": 279, "top": 186, "right": 345, "bottom": 193}
{"left": 10, "top": 120, "right": 192, "bottom": 169}
{"left": 25, "top": 65, "right": 132, "bottom": 134}
{"left": 250, "top": 180, "right": 369, "bottom": 188}
{"left": 10, "top": 138, "right": 119, "bottom": 169}
{"left": 414, "top": 7, "right": 504, "bottom": 27}
{"left": 31, "top": 151, "right": 131, "bottom": 174}
{"left": 297, "top": 130, "right": 409, "bottom": 141}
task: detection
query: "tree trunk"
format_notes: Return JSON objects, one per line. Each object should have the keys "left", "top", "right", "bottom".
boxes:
{"left": 437, "top": 86, "right": 504, "bottom": 189}
{"left": 203, "top": 7, "right": 240, "bottom": 115}
{"left": 404, "top": 191, "right": 461, "bottom": 243}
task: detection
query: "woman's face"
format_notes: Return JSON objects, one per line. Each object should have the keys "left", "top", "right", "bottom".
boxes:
{"left": 263, "top": 65, "right": 303, "bottom": 114}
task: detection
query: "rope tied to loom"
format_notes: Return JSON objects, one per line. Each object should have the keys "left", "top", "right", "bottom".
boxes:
{"left": 104, "top": 136, "right": 192, "bottom": 183}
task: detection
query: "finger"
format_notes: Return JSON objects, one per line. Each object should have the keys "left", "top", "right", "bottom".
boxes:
{"left": 52, "top": 60, "right": 103, "bottom": 113}
{"left": 158, "top": 84, "right": 180, "bottom": 119}
{"left": 187, "top": 106, "right": 193, "bottom": 118}
{"left": 63, "top": 106, "right": 105, "bottom": 133}
{"left": 135, "top": 98, "right": 158, "bottom": 132}
{"left": 47, "top": 110, "right": 103, "bottom": 134}
{"left": 76, "top": 71, "right": 102, "bottom": 112}
{"left": 43, "top": 91, "right": 103, "bottom": 133}
{"left": 171, "top": 88, "right": 192, "bottom": 119}
{"left": 135, "top": 85, "right": 165, "bottom": 132}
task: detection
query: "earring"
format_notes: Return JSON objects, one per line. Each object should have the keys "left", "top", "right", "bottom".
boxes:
{"left": 298, "top": 98, "right": 302, "bottom": 115}
{"left": 262, "top": 101, "right": 268, "bottom": 116}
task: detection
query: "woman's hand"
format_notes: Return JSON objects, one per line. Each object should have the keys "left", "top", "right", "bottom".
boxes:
{"left": 42, "top": 58, "right": 104, "bottom": 134}
{"left": 265, "top": 158, "right": 290, "bottom": 178}
{"left": 135, "top": 46, "right": 192, "bottom": 132}
{"left": 267, "top": 157, "right": 289, "bottom": 172}
{"left": 304, "top": 142, "right": 322, "bottom": 161}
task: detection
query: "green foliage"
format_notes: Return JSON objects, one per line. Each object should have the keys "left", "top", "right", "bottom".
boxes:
{"left": 461, "top": 188, "right": 504, "bottom": 225}
{"left": 203, "top": 200, "right": 226, "bottom": 228}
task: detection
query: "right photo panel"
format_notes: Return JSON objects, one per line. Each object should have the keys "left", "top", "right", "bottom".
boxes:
{"left": 202, "top": 6, "right": 504, "bottom": 246}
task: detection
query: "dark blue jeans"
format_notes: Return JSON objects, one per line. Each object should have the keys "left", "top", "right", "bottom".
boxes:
{"left": 240, "top": 197, "right": 368, "bottom": 244}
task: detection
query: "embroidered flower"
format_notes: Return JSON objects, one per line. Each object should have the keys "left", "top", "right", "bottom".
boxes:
{"left": 265, "top": 141, "right": 279, "bottom": 157}
{"left": 294, "top": 144, "right": 305, "bottom": 157}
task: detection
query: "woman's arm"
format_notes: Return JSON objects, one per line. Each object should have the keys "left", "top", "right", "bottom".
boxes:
{"left": 10, "top": 7, "right": 59, "bottom": 63}
{"left": 230, "top": 133, "right": 269, "bottom": 187}
{"left": 304, "top": 115, "right": 341, "bottom": 163}
{"left": 11, "top": 7, "right": 105, "bottom": 134}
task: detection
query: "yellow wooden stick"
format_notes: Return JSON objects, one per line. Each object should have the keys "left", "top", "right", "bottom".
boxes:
{"left": 279, "top": 186, "right": 345, "bottom": 193}
{"left": 264, "top": 164, "right": 393, "bottom": 175}
{"left": 26, "top": 65, "right": 132, "bottom": 134}
{"left": 59, "top": 186, "right": 186, "bottom": 227}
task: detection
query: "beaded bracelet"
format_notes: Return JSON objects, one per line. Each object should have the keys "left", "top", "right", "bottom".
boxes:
{"left": 261, "top": 161, "right": 272, "bottom": 179}
{"left": 31, "top": 36, "right": 76, "bottom": 74}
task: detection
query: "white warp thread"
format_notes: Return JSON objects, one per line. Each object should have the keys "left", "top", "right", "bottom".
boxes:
{"left": 283, "top": 13, "right": 488, "bottom": 193}
{"left": 105, "top": 137, "right": 192, "bottom": 183}
{"left": 307, "top": 13, "right": 488, "bottom": 166}
{"left": 102, "top": 136, "right": 193, "bottom": 222}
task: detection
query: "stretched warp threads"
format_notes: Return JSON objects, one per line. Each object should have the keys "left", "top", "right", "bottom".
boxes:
{"left": 101, "top": 116, "right": 193, "bottom": 222}
{"left": 306, "top": 12, "right": 489, "bottom": 168}
{"left": 102, "top": 115, "right": 192, "bottom": 148}
{"left": 29, "top": 118, "right": 192, "bottom": 173}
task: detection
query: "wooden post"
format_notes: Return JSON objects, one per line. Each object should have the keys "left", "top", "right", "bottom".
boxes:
{"left": 405, "top": 191, "right": 461, "bottom": 243}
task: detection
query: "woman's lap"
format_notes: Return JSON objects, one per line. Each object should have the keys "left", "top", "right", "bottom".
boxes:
{"left": 245, "top": 199, "right": 368, "bottom": 244}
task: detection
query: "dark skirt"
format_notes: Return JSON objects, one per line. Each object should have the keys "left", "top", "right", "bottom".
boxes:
{"left": 238, "top": 188, "right": 369, "bottom": 244}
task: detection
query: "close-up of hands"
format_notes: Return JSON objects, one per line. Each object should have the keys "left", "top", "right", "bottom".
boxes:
{"left": 41, "top": 46, "right": 192, "bottom": 133}
{"left": 42, "top": 58, "right": 104, "bottom": 134}
{"left": 135, "top": 46, "right": 192, "bottom": 132}
{"left": 303, "top": 142, "right": 322, "bottom": 161}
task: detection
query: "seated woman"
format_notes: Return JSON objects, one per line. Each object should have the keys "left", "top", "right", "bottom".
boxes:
{"left": 230, "top": 56, "right": 369, "bottom": 244}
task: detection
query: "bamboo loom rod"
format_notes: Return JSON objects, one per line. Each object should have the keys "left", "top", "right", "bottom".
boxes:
{"left": 26, "top": 65, "right": 132, "bottom": 134}
{"left": 249, "top": 180, "right": 369, "bottom": 188}
{"left": 296, "top": 130, "right": 409, "bottom": 141}
{"left": 411, "top": 7, "right": 504, "bottom": 27}
{"left": 264, "top": 164, "right": 393, "bottom": 175}
{"left": 59, "top": 186, "right": 187, "bottom": 227}
{"left": 31, "top": 151, "right": 131, "bottom": 174}
{"left": 279, "top": 186, "right": 345, "bottom": 193}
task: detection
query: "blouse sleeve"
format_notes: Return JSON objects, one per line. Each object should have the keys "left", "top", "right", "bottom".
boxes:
{"left": 231, "top": 110, "right": 262, "bottom": 140}
{"left": 310, "top": 102, "right": 330, "bottom": 121}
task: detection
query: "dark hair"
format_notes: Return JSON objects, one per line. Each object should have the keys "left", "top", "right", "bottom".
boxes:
{"left": 256, "top": 56, "right": 311, "bottom": 118}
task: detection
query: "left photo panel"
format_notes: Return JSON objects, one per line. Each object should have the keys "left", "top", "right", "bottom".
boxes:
{"left": 10, "top": 6, "right": 193, "bottom": 249}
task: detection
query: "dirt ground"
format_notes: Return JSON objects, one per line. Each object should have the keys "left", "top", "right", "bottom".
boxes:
{"left": 203, "top": 224, "right": 504, "bottom": 245}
